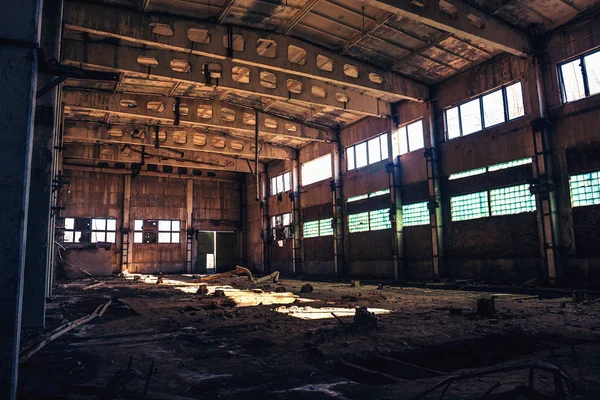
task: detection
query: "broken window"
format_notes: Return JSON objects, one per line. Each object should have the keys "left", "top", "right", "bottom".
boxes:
{"left": 303, "top": 218, "right": 333, "bottom": 238}
{"left": 445, "top": 81, "right": 525, "bottom": 140}
{"left": 402, "top": 202, "right": 429, "bottom": 227}
{"left": 451, "top": 191, "right": 489, "bottom": 221}
{"left": 490, "top": 184, "right": 536, "bottom": 216}
{"left": 62, "top": 217, "right": 116, "bottom": 243}
{"left": 392, "top": 119, "right": 424, "bottom": 157}
{"left": 348, "top": 212, "right": 369, "bottom": 233}
{"left": 348, "top": 208, "right": 391, "bottom": 233}
{"left": 301, "top": 154, "right": 332, "bottom": 186}
{"left": 271, "top": 213, "right": 292, "bottom": 241}
{"left": 346, "top": 132, "right": 388, "bottom": 171}
{"left": 134, "top": 219, "right": 180, "bottom": 244}
{"left": 569, "top": 171, "right": 600, "bottom": 207}
{"left": 560, "top": 48, "right": 600, "bottom": 103}
{"left": 270, "top": 171, "right": 291, "bottom": 196}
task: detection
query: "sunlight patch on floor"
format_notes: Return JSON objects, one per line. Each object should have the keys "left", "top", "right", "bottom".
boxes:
{"left": 274, "top": 305, "right": 392, "bottom": 320}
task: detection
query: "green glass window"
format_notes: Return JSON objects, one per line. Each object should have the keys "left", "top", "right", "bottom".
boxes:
{"left": 570, "top": 171, "right": 600, "bottom": 207}
{"left": 488, "top": 158, "right": 532, "bottom": 172}
{"left": 369, "top": 208, "right": 391, "bottom": 231}
{"left": 402, "top": 202, "right": 429, "bottom": 227}
{"left": 319, "top": 219, "right": 334, "bottom": 236}
{"left": 348, "top": 212, "right": 369, "bottom": 233}
{"left": 303, "top": 220, "right": 319, "bottom": 238}
{"left": 451, "top": 191, "right": 489, "bottom": 221}
{"left": 490, "top": 184, "right": 536, "bottom": 216}
{"left": 448, "top": 167, "right": 486, "bottom": 181}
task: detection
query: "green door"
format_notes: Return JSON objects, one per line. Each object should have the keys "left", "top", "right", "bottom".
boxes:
{"left": 196, "top": 231, "right": 214, "bottom": 273}
{"left": 216, "top": 232, "right": 235, "bottom": 273}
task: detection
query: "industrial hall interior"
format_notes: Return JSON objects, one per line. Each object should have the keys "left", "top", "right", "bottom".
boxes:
{"left": 4, "top": 0, "right": 600, "bottom": 398}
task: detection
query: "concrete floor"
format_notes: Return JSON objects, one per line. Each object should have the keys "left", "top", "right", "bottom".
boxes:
{"left": 18, "top": 274, "right": 600, "bottom": 399}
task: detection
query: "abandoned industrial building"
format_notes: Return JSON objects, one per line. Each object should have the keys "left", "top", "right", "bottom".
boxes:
{"left": 4, "top": 0, "right": 600, "bottom": 398}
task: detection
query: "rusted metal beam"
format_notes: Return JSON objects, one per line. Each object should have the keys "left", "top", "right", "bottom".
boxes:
{"left": 62, "top": 1, "right": 428, "bottom": 102}
{"left": 282, "top": 0, "right": 321, "bottom": 34}
{"left": 62, "top": 90, "right": 332, "bottom": 142}
{"left": 63, "top": 121, "right": 294, "bottom": 160}
{"left": 217, "top": 0, "right": 236, "bottom": 23}
{"left": 364, "top": 0, "right": 532, "bottom": 57}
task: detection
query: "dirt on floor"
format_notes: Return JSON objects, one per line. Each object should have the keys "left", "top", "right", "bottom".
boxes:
{"left": 18, "top": 273, "right": 600, "bottom": 399}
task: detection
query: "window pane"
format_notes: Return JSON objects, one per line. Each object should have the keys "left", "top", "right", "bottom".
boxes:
{"left": 451, "top": 191, "right": 489, "bottom": 221}
{"left": 448, "top": 167, "right": 486, "bottom": 180}
{"left": 270, "top": 177, "right": 277, "bottom": 196}
{"left": 446, "top": 107, "right": 461, "bottom": 139}
{"left": 303, "top": 221, "right": 319, "bottom": 238}
{"left": 276, "top": 175, "right": 284, "bottom": 193}
{"left": 506, "top": 82, "right": 525, "bottom": 120}
{"left": 347, "top": 147, "right": 355, "bottom": 170}
{"left": 369, "top": 208, "right": 391, "bottom": 231}
{"left": 171, "top": 232, "right": 180, "bottom": 243}
{"left": 355, "top": 142, "right": 368, "bottom": 168}
{"left": 134, "top": 220, "right": 143, "bottom": 231}
{"left": 271, "top": 216, "right": 277, "bottom": 227}
{"left": 158, "top": 232, "right": 171, "bottom": 243}
{"left": 282, "top": 213, "right": 291, "bottom": 226}
{"left": 407, "top": 120, "right": 424, "bottom": 152}
{"left": 74, "top": 231, "right": 82, "bottom": 243}
{"left": 402, "top": 202, "right": 430, "bottom": 227}
{"left": 398, "top": 126, "right": 409, "bottom": 155}
{"left": 490, "top": 184, "right": 536, "bottom": 216}
{"left": 92, "top": 218, "right": 106, "bottom": 230}
{"left": 134, "top": 232, "right": 143, "bottom": 243}
{"left": 65, "top": 218, "right": 74, "bottom": 230}
{"left": 584, "top": 51, "right": 600, "bottom": 96}
{"left": 63, "top": 231, "right": 74, "bottom": 243}
{"left": 391, "top": 130, "right": 400, "bottom": 158}
{"left": 301, "top": 154, "right": 332, "bottom": 185}
{"left": 347, "top": 194, "right": 368, "bottom": 202}
{"left": 158, "top": 220, "right": 171, "bottom": 231}
{"left": 570, "top": 171, "right": 600, "bottom": 207}
{"left": 106, "top": 219, "right": 117, "bottom": 231}
{"left": 106, "top": 232, "right": 116, "bottom": 243}
{"left": 348, "top": 212, "right": 369, "bottom": 233}
{"left": 482, "top": 90, "right": 505, "bottom": 128}
{"left": 283, "top": 172, "right": 291, "bottom": 192}
{"left": 172, "top": 220, "right": 181, "bottom": 231}
{"left": 91, "top": 232, "right": 106, "bottom": 242}
{"left": 319, "top": 218, "right": 333, "bottom": 236}
{"left": 370, "top": 189, "right": 389, "bottom": 198}
{"left": 380, "top": 134, "right": 389, "bottom": 160}
{"left": 368, "top": 136, "right": 382, "bottom": 164}
{"left": 561, "top": 59, "right": 586, "bottom": 102}
{"left": 459, "top": 99, "right": 482, "bottom": 135}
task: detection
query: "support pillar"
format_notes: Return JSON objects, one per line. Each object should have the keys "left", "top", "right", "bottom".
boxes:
{"left": 531, "top": 55, "right": 560, "bottom": 281}
{"left": 121, "top": 175, "right": 131, "bottom": 271}
{"left": 332, "top": 133, "right": 345, "bottom": 276}
{"left": 22, "top": 0, "right": 63, "bottom": 328}
{"left": 261, "top": 168, "right": 271, "bottom": 273}
{"left": 291, "top": 156, "right": 302, "bottom": 275}
{"left": 0, "top": 0, "right": 43, "bottom": 397}
{"left": 424, "top": 102, "right": 444, "bottom": 280}
{"left": 186, "top": 179, "right": 194, "bottom": 273}
{"left": 387, "top": 120, "right": 404, "bottom": 281}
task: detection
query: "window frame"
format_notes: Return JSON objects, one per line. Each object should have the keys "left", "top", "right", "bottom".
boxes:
{"left": 444, "top": 81, "right": 525, "bottom": 140}
{"left": 271, "top": 212, "right": 293, "bottom": 240}
{"left": 62, "top": 217, "right": 117, "bottom": 244}
{"left": 301, "top": 153, "right": 332, "bottom": 186}
{"left": 270, "top": 171, "right": 292, "bottom": 196}
{"left": 303, "top": 218, "right": 333, "bottom": 238}
{"left": 348, "top": 208, "right": 392, "bottom": 233}
{"left": 346, "top": 132, "right": 389, "bottom": 171}
{"left": 558, "top": 47, "right": 600, "bottom": 103}
{"left": 394, "top": 119, "right": 424, "bottom": 156}
{"left": 134, "top": 219, "right": 181, "bottom": 244}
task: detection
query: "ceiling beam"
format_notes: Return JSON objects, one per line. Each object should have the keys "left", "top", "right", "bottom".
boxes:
{"left": 63, "top": 1, "right": 428, "bottom": 102}
{"left": 62, "top": 40, "right": 391, "bottom": 118}
{"left": 217, "top": 0, "right": 236, "bottom": 23}
{"left": 63, "top": 143, "right": 254, "bottom": 173}
{"left": 63, "top": 121, "right": 294, "bottom": 160}
{"left": 62, "top": 90, "right": 332, "bottom": 142}
{"left": 281, "top": 0, "right": 322, "bottom": 34}
{"left": 364, "top": 0, "right": 531, "bottom": 57}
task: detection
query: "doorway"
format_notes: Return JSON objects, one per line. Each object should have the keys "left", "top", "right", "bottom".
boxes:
{"left": 196, "top": 231, "right": 235, "bottom": 273}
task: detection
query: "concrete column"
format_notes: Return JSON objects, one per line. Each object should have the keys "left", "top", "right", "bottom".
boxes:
{"left": 291, "top": 156, "right": 302, "bottom": 275}
{"left": 425, "top": 102, "right": 444, "bottom": 280}
{"left": 186, "top": 179, "right": 194, "bottom": 273}
{"left": 22, "top": 0, "right": 63, "bottom": 329}
{"left": 261, "top": 168, "right": 271, "bottom": 273}
{"left": 0, "top": 0, "right": 43, "bottom": 397}
{"left": 388, "top": 120, "right": 404, "bottom": 281}
{"left": 121, "top": 174, "right": 131, "bottom": 271}
{"left": 531, "top": 55, "right": 560, "bottom": 281}
{"left": 332, "top": 135, "right": 345, "bottom": 276}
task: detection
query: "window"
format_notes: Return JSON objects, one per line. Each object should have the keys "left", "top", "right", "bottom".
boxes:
{"left": 445, "top": 81, "right": 525, "bottom": 139}
{"left": 451, "top": 191, "right": 489, "bottom": 221}
{"left": 63, "top": 217, "right": 116, "bottom": 243}
{"left": 301, "top": 154, "right": 331, "bottom": 186}
{"left": 449, "top": 158, "right": 532, "bottom": 180}
{"left": 570, "top": 171, "right": 600, "bottom": 207}
{"left": 393, "top": 120, "right": 424, "bottom": 156}
{"left": 347, "top": 133, "right": 388, "bottom": 170}
{"left": 560, "top": 48, "right": 600, "bottom": 103}
{"left": 402, "top": 202, "right": 429, "bottom": 227}
{"left": 347, "top": 189, "right": 390, "bottom": 203}
{"left": 303, "top": 218, "right": 333, "bottom": 238}
{"left": 490, "top": 184, "right": 536, "bottom": 216}
{"left": 348, "top": 209, "right": 391, "bottom": 232}
{"left": 134, "top": 219, "right": 180, "bottom": 244}
{"left": 272, "top": 212, "right": 293, "bottom": 240}
{"left": 270, "top": 171, "right": 291, "bottom": 196}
